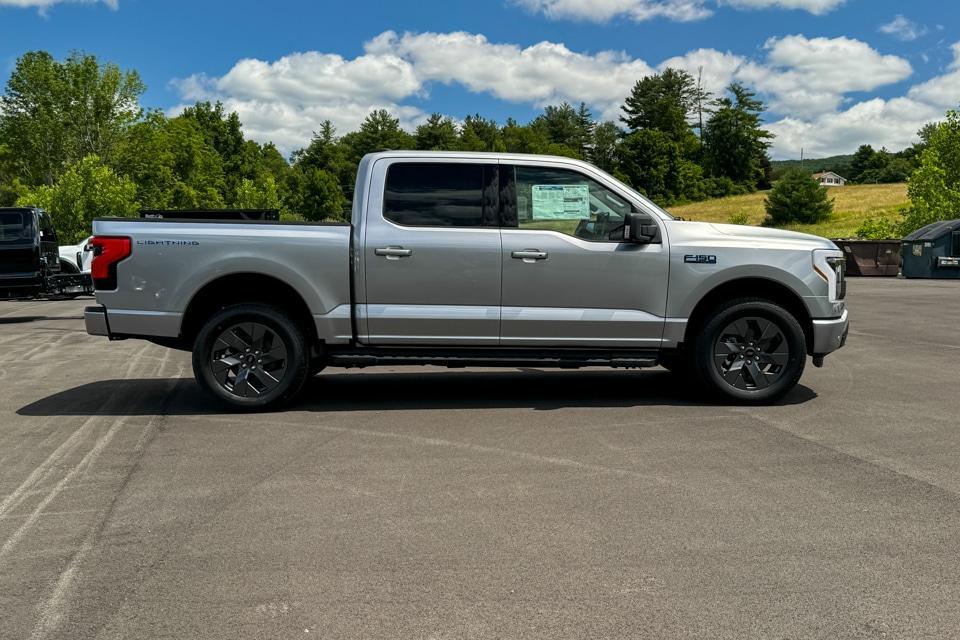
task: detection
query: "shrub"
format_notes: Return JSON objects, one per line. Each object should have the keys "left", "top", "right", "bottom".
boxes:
{"left": 763, "top": 169, "right": 833, "bottom": 226}
{"left": 728, "top": 211, "right": 750, "bottom": 226}
{"left": 855, "top": 216, "right": 901, "bottom": 240}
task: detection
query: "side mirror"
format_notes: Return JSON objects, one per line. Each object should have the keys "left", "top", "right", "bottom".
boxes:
{"left": 623, "top": 213, "right": 659, "bottom": 244}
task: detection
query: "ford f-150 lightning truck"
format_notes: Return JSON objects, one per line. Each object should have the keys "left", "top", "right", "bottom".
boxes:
{"left": 85, "top": 152, "right": 849, "bottom": 410}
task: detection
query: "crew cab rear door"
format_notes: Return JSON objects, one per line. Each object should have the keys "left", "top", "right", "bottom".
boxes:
{"left": 359, "top": 158, "right": 502, "bottom": 345}
{"left": 498, "top": 162, "right": 669, "bottom": 348}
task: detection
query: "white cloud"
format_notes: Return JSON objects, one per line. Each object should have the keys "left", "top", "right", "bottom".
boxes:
{"left": 511, "top": 0, "right": 711, "bottom": 23}
{"left": 765, "top": 42, "right": 960, "bottom": 158}
{"left": 744, "top": 35, "right": 912, "bottom": 118}
{"left": 367, "top": 31, "right": 654, "bottom": 121}
{"left": 512, "top": 0, "right": 843, "bottom": 22}
{"left": 0, "top": 0, "right": 116, "bottom": 9}
{"left": 720, "top": 0, "right": 844, "bottom": 15}
{"left": 879, "top": 15, "right": 928, "bottom": 42}
{"left": 767, "top": 97, "right": 942, "bottom": 158}
{"left": 170, "top": 49, "right": 428, "bottom": 152}
{"left": 906, "top": 43, "right": 960, "bottom": 109}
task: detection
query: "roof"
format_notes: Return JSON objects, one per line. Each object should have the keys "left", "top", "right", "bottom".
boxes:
{"left": 812, "top": 171, "right": 846, "bottom": 180}
{"left": 903, "top": 219, "right": 960, "bottom": 242}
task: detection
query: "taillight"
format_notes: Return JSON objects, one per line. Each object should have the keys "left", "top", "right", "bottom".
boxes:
{"left": 90, "top": 236, "right": 131, "bottom": 290}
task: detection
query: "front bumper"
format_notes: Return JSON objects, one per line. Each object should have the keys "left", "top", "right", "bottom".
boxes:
{"left": 85, "top": 306, "right": 110, "bottom": 337}
{"left": 812, "top": 309, "right": 849, "bottom": 356}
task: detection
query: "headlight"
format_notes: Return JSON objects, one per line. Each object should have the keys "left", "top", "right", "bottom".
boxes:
{"left": 813, "top": 249, "right": 846, "bottom": 302}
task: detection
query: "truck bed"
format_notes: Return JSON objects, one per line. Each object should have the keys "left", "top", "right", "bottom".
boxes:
{"left": 90, "top": 217, "right": 353, "bottom": 342}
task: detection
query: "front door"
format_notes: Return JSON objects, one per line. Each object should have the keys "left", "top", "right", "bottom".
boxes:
{"left": 362, "top": 160, "right": 502, "bottom": 345}
{"left": 499, "top": 164, "right": 669, "bottom": 348}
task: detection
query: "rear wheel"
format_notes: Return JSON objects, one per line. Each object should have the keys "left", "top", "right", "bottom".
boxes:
{"left": 691, "top": 299, "right": 806, "bottom": 404}
{"left": 192, "top": 303, "right": 309, "bottom": 411}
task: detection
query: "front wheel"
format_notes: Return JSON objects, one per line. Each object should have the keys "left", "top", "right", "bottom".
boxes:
{"left": 192, "top": 303, "right": 310, "bottom": 411}
{"left": 691, "top": 299, "right": 806, "bottom": 404}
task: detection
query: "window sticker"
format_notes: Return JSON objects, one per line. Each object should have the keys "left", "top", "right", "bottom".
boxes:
{"left": 531, "top": 184, "right": 590, "bottom": 220}
{"left": 913, "top": 244, "right": 923, "bottom": 257}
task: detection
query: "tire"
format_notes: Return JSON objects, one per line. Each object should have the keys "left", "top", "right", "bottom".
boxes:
{"left": 192, "top": 303, "right": 310, "bottom": 411}
{"left": 691, "top": 298, "right": 806, "bottom": 404}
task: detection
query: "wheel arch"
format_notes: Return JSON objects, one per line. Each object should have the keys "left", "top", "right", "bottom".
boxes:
{"left": 683, "top": 277, "right": 814, "bottom": 354}
{"left": 58, "top": 259, "right": 79, "bottom": 274}
{"left": 180, "top": 272, "right": 318, "bottom": 348}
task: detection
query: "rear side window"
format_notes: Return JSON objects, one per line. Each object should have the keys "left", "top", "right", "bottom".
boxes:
{"left": 384, "top": 163, "right": 491, "bottom": 227}
{"left": 0, "top": 211, "right": 31, "bottom": 243}
{"left": 953, "top": 231, "right": 960, "bottom": 257}
{"left": 39, "top": 212, "right": 57, "bottom": 242}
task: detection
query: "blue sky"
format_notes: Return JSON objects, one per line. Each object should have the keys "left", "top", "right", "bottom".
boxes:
{"left": 1, "top": 0, "right": 958, "bottom": 158}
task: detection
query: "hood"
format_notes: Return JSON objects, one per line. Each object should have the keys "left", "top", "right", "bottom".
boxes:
{"left": 666, "top": 220, "right": 837, "bottom": 250}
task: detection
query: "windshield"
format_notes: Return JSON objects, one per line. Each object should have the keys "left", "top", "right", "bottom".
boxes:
{"left": 0, "top": 211, "right": 32, "bottom": 244}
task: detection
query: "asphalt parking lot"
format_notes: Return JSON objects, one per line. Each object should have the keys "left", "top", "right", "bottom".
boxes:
{"left": 2, "top": 278, "right": 960, "bottom": 639}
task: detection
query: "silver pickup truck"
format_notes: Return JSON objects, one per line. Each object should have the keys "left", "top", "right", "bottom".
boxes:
{"left": 85, "top": 151, "right": 848, "bottom": 410}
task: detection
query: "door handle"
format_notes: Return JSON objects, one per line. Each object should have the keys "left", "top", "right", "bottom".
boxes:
{"left": 511, "top": 250, "right": 548, "bottom": 261}
{"left": 375, "top": 247, "right": 413, "bottom": 259}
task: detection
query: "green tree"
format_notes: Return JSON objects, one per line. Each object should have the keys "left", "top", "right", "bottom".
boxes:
{"left": 532, "top": 102, "right": 587, "bottom": 157}
{"left": 620, "top": 68, "right": 697, "bottom": 144}
{"left": 285, "top": 167, "right": 348, "bottom": 222}
{"left": 112, "top": 111, "right": 226, "bottom": 209}
{"left": 345, "top": 109, "right": 415, "bottom": 162}
{"left": 703, "top": 83, "right": 773, "bottom": 188}
{"left": 180, "top": 101, "right": 263, "bottom": 200}
{"left": 501, "top": 118, "right": 553, "bottom": 155}
{"left": 618, "top": 129, "right": 701, "bottom": 205}
{"left": 0, "top": 50, "right": 144, "bottom": 186}
{"left": 763, "top": 169, "right": 833, "bottom": 226}
{"left": 415, "top": 114, "right": 459, "bottom": 150}
{"left": 458, "top": 114, "right": 503, "bottom": 152}
{"left": 903, "top": 110, "right": 960, "bottom": 234}
{"left": 233, "top": 174, "right": 281, "bottom": 210}
{"left": 291, "top": 120, "right": 356, "bottom": 201}
{"left": 16, "top": 155, "right": 138, "bottom": 243}
{"left": 589, "top": 121, "right": 621, "bottom": 173}
{"left": 849, "top": 144, "right": 877, "bottom": 182}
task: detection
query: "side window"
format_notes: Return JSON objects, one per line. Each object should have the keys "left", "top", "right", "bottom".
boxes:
{"left": 39, "top": 212, "right": 57, "bottom": 242}
{"left": 511, "top": 165, "right": 635, "bottom": 242}
{"left": 384, "top": 163, "right": 493, "bottom": 228}
{"left": 952, "top": 231, "right": 960, "bottom": 257}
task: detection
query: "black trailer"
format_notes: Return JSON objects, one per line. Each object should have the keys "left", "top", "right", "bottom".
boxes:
{"left": 902, "top": 219, "right": 960, "bottom": 279}
{"left": 0, "top": 207, "right": 92, "bottom": 300}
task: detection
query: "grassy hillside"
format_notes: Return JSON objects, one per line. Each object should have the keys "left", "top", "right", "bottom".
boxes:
{"left": 666, "top": 183, "right": 908, "bottom": 239}
{"left": 771, "top": 155, "right": 854, "bottom": 174}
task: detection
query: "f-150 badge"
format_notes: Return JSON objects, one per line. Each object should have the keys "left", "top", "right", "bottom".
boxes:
{"left": 684, "top": 255, "right": 717, "bottom": 264}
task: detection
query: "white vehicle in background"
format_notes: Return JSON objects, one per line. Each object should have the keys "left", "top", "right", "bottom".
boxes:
{"left": 58, "top": 236, "right": 93, "bottom": 274}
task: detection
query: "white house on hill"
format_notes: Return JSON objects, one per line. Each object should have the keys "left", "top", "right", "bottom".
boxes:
{"left": 812, "top": 171, "right": 847, "bottom": 187}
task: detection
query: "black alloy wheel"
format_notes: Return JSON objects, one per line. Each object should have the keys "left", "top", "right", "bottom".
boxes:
{"left": 713, "top": 316, "right": 789, "bottom": 391}
{"left": 192, "top": 303, "right": 310, "bottom": 411}
{"left": 692, "top": 299, "right": 806, "bottom": 404}
{"left": 211, "top": 322, "right": 289, "bottom": 398}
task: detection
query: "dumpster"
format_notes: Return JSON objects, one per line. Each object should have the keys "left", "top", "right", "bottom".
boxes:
{"left": 902, "top": 219, "right": 960, "bottom": 279}
{"left": 833, "top": 240, "right": 901, "bottom": 276}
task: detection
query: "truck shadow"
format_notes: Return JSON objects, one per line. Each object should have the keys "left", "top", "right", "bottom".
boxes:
{"left": 0, "top": 316, "right": 84, "bottom": 324}
{"left": 18, "top": 369, "right": 818, "bottom": 416}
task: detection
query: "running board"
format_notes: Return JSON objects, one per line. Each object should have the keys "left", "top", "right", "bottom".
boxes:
{"left": 327, "top": 348, "right": 659, "bottom": 370}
